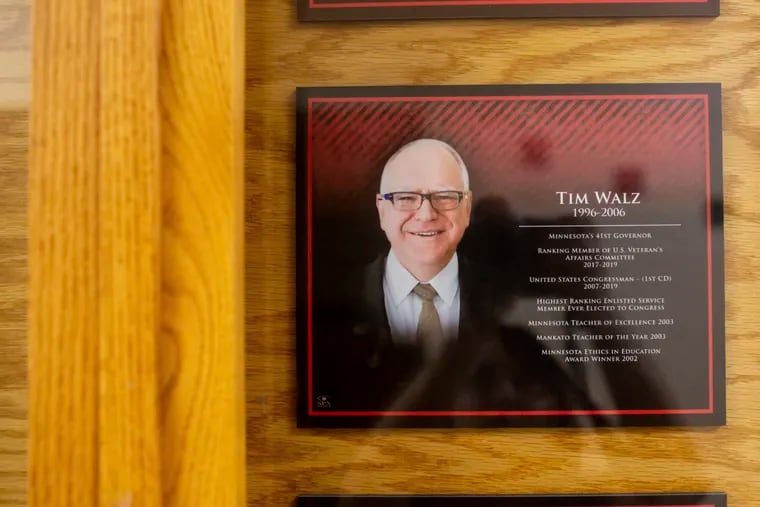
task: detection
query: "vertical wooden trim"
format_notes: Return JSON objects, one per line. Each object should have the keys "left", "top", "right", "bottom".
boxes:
{"left": 31, "top": 0, "right": 245, "bottom": 504}
{"left": 158, "top": 0, "right": 246, "bottom": 504}
{"left": 97, "top": 1, "right": 162, "bottom": 506}
{"left": 29, "top": 1, "right": 101, "bottom": 505}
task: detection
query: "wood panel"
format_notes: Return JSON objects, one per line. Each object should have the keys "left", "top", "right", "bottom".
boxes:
{"left": 29, "top": 1, "right": 100, "bottom": 503}
{"left": 0, "top": 1, "right": 28, "bottom": 505}
{"left": 247, "top": 1, "right": 760, "bottom": 506}
{"left": 97, "top": 2, "right": 162, "bottom": 506}
{"left": 0, "top": 0, "right": 29, "bottom": 107}
{"left": 29, "top": 0, "right": 245, "bottom": 505}
{"left": 158, "top": 0, "right": 247, "bottom": 505}
{"left": 0, "top": 109, "right": 26, "bottom": 507}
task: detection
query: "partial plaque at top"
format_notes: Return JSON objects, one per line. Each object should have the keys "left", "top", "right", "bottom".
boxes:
{"left": 297, "top": 0, "right": 718, "bottom": 21}
{"left": 296, "top": 83, "right": 725, "bottom": 428}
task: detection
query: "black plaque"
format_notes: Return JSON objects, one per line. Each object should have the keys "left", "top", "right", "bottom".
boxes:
{"left": 297, "top": 494, "right": 727, "bottom": 507}
{"left": 297, "top": 83, "right": 725, "bottom": 428}
{"left": 297, "top": 0, "right": 719, "bottom": 21}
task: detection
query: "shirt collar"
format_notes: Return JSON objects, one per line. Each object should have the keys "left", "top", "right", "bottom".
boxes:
{"left": 385, "top": 250, "right": 459, "bottom": 307}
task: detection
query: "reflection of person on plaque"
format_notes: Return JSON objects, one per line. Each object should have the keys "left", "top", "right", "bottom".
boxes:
{"left": 320, "top": 138, "right": 601, "bottom": 422}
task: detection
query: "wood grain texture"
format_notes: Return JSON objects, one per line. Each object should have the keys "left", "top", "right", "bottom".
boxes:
{"left": 0, "top": 0, "right": 29, "bottom": 107}
{"left": 158, "top": 0, "right": 247, "bottom": 505}
{"left": 0, "top": 108, "right": 27, "bottom": 507}
{"left": 30, "top": 0, "right": 245, "bottom": 505}
{"left": 0, "top": 1, "right": 28, "bottom": 505}
{"left": 247, "top": 1, "right": 760, "bottom": 506}
{"left": 30, "top": 0, "right": 100, "bottom": 504}
{"left": 98, "top": 2, "right": 162, "bottom": 506}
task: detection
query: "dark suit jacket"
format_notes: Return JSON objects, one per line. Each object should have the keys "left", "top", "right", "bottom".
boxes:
{"left": 312, "top": 253, "right": 606, "bottom": 425}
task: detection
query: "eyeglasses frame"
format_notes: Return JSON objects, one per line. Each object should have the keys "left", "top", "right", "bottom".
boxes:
{"left": 379, "top": 190, "right": 470, "bottom": 211}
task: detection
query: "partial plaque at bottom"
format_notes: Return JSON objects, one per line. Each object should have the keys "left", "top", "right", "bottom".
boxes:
{"left": 298, "top": 494, "right": 727, "bottom": 507}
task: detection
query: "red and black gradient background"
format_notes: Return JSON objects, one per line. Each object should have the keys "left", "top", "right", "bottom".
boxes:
{"left": 297, "top": 84, "right": 725, "bottom": 426}
{"left": 310, "top": 94, "right": 707, "bottom": 215}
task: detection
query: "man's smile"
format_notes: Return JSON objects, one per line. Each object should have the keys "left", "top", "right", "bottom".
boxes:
{"left": 408, "top": 231, "right": 443, "bottom": 237}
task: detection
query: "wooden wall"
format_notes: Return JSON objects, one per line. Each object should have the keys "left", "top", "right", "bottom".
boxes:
{"left": 0, "top": 0, "right": 28, "bottom": 505}
{"left": 16, "top": 0, "right": 760, "bottom": 505}
{"left": 248, "top": 0, "right": 760, "bottom": 505}
{"left": 28, "top": 1, "right": 245, "bottom": 505}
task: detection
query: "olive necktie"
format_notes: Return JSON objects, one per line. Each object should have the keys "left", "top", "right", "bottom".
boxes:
{"left": 413, "top": 283, "right": 444, "bottom": 360}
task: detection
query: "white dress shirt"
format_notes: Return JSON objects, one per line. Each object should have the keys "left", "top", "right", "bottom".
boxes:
{"left": 383, "top": 250, "right": 461, "bottom": 346}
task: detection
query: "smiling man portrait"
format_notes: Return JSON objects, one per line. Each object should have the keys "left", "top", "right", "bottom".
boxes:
{"left": 308, "top": 137, "right": 603, "bottom": 422}
{"left": 375, "top": 139, "right": 472, "bottom": 360}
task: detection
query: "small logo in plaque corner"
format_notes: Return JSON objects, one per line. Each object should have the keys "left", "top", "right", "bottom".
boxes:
{"left": 315, "top": 395, "right": 332, "bottom": 409}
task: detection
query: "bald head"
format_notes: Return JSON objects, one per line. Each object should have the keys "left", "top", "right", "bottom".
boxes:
{"left": 379, "top": 139, "right": 470, "bottom": 193}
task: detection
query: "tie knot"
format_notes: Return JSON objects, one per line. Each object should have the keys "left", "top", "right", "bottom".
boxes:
{"left": 413, "top": 283, "right": 437, "bottom": 302}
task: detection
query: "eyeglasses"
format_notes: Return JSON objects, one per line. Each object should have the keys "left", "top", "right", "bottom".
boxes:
{"left": 380, "top": 191, "right": 468, "bottom": 212}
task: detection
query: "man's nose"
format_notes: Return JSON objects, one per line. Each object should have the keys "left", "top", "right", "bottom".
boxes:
{"left": 414, "top": 197, "right": 438, "bottom": 220}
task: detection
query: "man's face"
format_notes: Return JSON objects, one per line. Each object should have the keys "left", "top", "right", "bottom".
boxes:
{"left": 376, "top": 143, "right": 471, "bottom": 279}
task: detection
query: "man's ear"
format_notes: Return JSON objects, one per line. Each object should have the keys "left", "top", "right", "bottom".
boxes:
{"left": 464, "top": 192, "right": 473, "bottom": 226}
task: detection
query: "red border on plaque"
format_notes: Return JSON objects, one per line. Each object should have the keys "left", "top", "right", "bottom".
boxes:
{"left": 306, "top": 93, "right": 714, "bottom": 418}
{"left": 309, "top": 0, "right": 708, "bottom": 9}
{"left": 310, "top": 0, "right": 708, "bottom": 8}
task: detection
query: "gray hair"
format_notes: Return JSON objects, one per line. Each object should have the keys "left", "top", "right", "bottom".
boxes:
{"left": 379, "top": 138, "right": 470, "bottom": 192}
